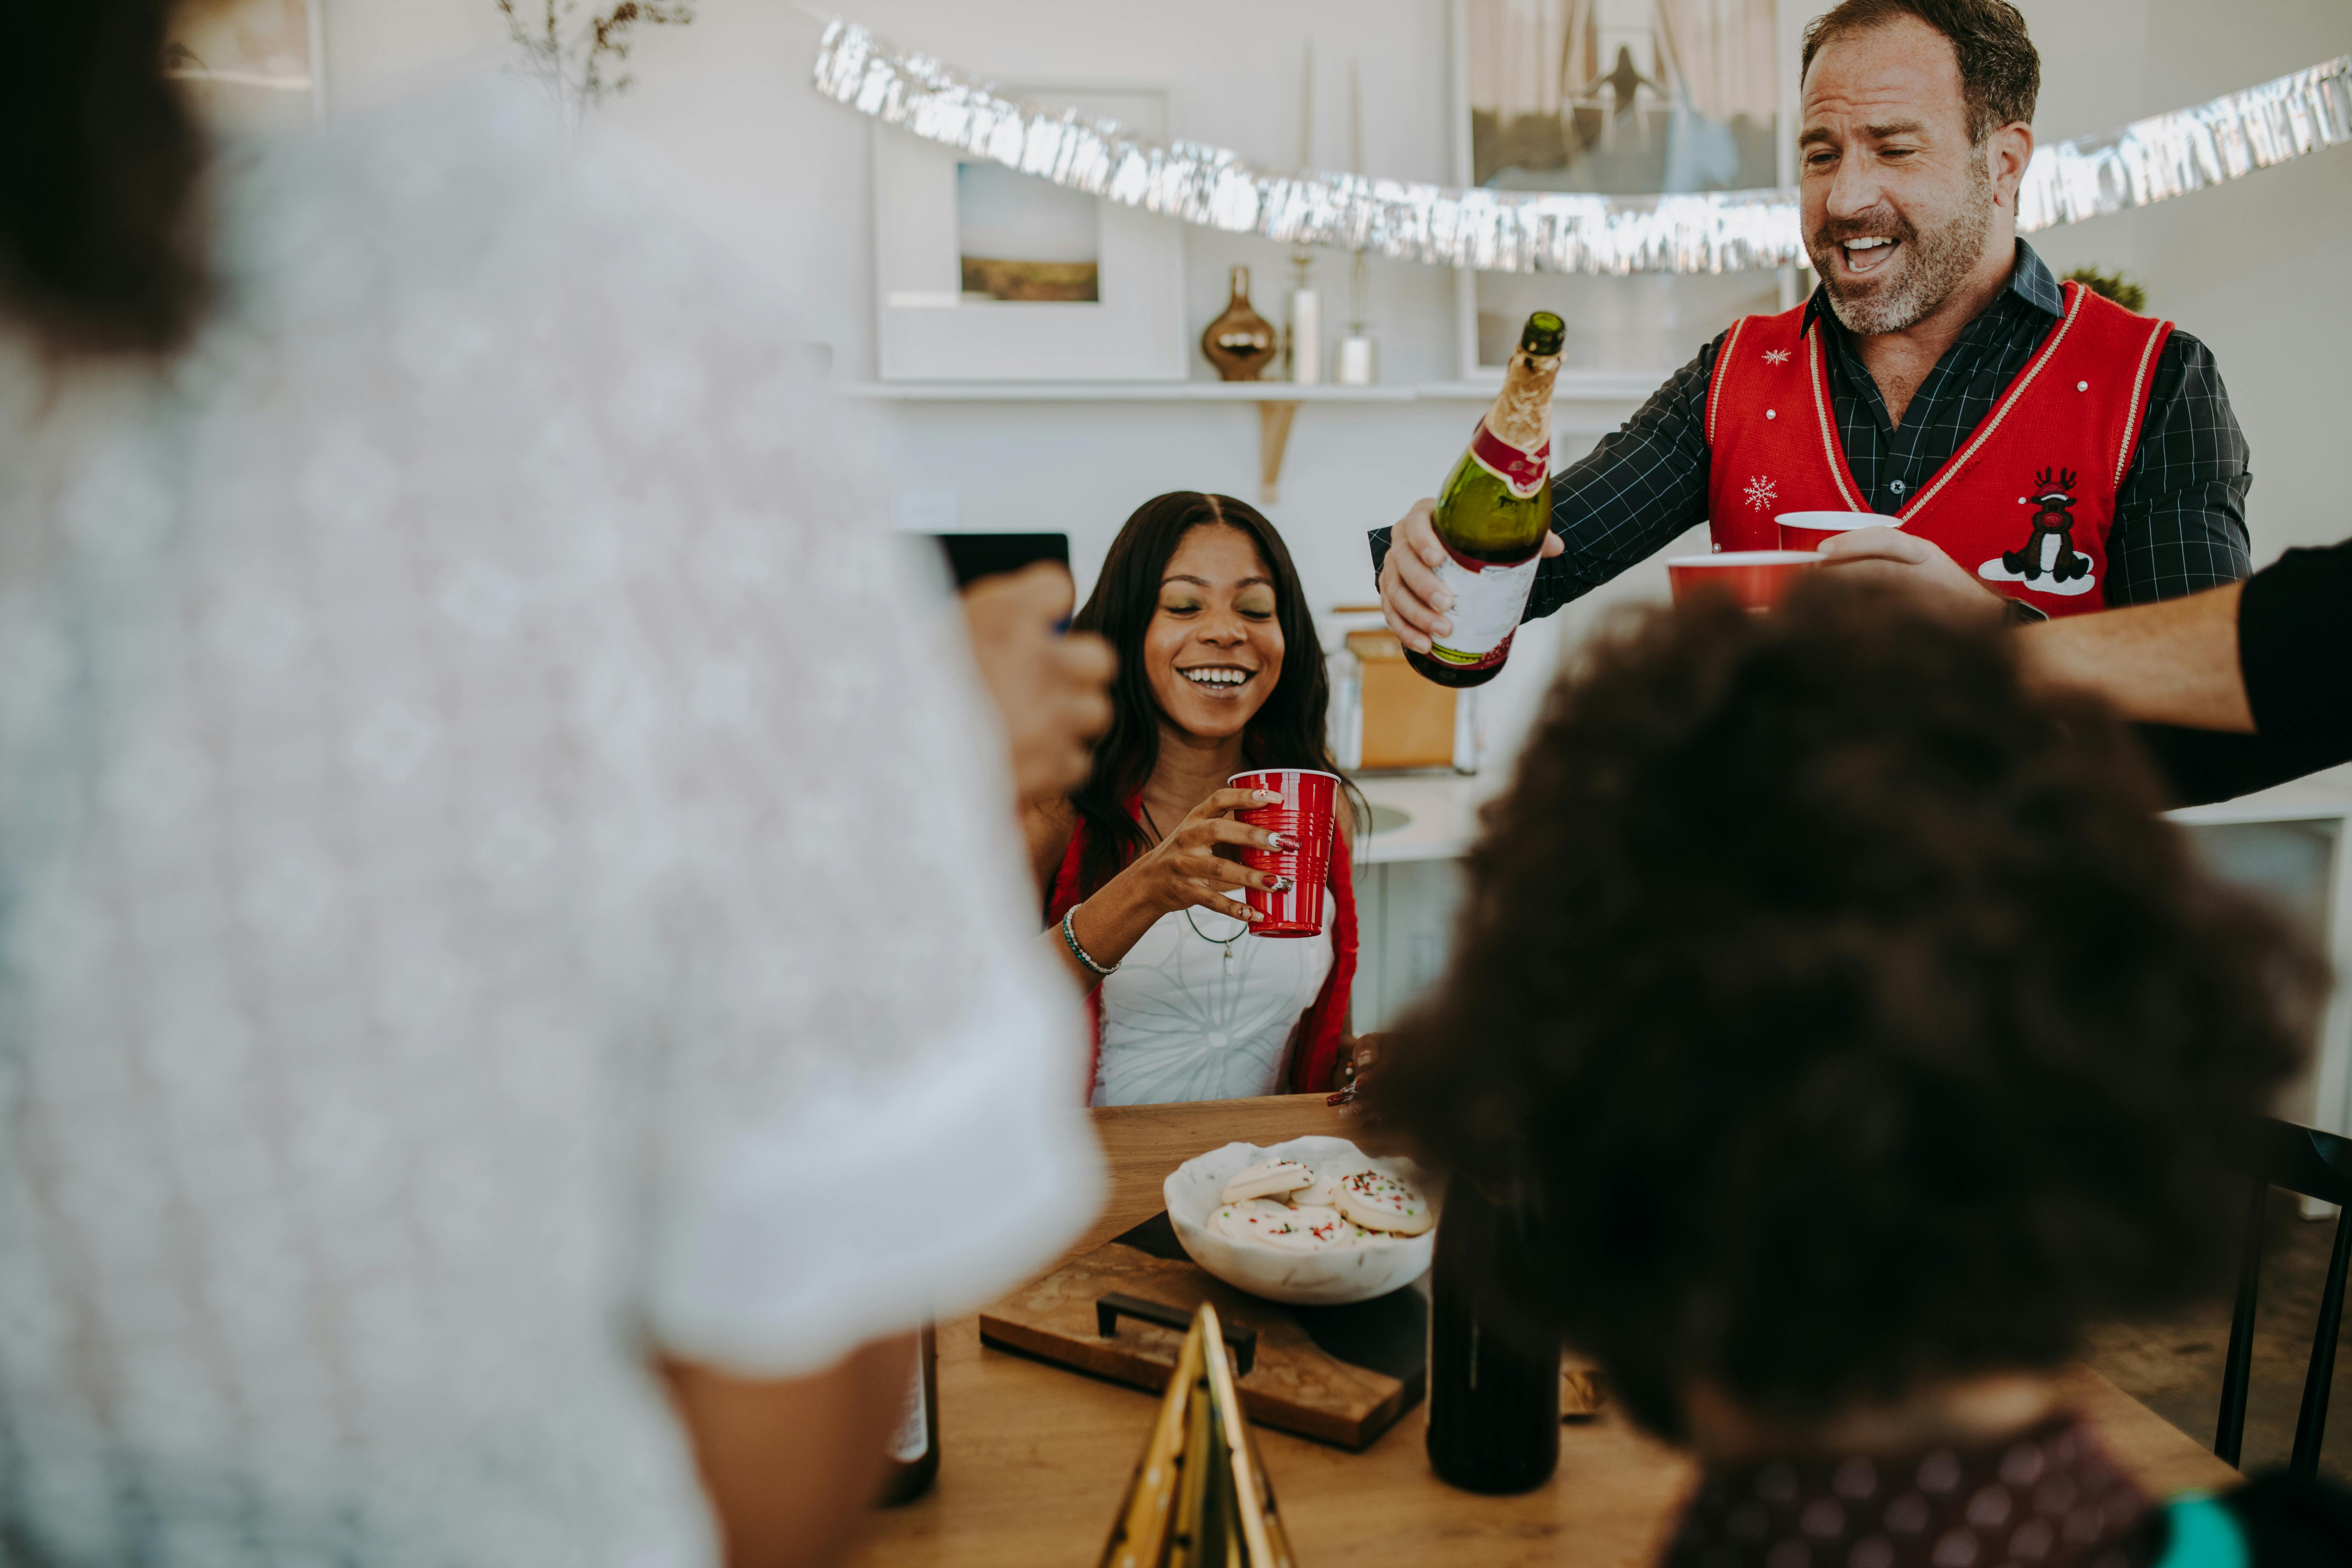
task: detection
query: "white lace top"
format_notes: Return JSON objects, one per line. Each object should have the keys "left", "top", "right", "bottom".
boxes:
{"left": 0, "top": 82, "right": 1100, "bottom": 1566}
{"left": 1091, "top": 893, "right": 1335, "bottom": 1107}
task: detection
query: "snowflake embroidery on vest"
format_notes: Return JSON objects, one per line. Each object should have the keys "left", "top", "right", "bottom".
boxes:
{"left": 1762, "top": 348, "right": 1791, "bottom": 366}
{"left": 1743, "top": 475, "right": 1778, "bottom": 511}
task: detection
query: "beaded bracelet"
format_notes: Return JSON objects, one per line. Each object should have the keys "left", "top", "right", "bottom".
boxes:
{"left": 1062, "top": 904, "right": 1118, "bottom": 978}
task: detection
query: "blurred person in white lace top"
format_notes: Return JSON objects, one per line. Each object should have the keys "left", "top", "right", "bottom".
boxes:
{"left": 0, "top": 7, "right": 1102, "bottom": 1565}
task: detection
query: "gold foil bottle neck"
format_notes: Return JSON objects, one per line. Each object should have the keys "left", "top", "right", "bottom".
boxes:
{"left": 1485, "top": 347, "right": 1562, "bottom": 456}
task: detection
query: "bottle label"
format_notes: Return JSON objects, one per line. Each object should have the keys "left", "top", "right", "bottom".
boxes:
{"left": 1428, "top": 542, "right": 1541, "bottom": 665}
{"left": 1467, "top": 421, "right": 1550, "bottom": 500}
{"left": 888, "top": 1359, "right": 929, "bottom": 1464}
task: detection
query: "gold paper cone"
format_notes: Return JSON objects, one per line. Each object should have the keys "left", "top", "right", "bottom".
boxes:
{"left": 1098, "top": 1304, "right": 1293, "bottom": 1568}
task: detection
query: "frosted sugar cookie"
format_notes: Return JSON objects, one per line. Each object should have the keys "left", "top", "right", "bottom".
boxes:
{"left": 1333, "top": 1169, "right": 1433, "bottom": 1236}
{"left": 1262, "top": 1205, "right": 1366, "bottom": 1252}
{"left": 1221, "top": 1158, "right": 1314, "bottom": 1204}
{"left": 1290, "top": 1172, "right": 1343, "bottom": 1208}
{"left": 1234, "top": 1203, "right": 1363, "bottom": 1252}
{"left": 1214, "top": 1198, "right": 1300, "bottom": 1242}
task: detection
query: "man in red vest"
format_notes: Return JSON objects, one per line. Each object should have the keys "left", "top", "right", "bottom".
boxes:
{"left": 1374, "top": 0, "right": 2250, "bottom": 638}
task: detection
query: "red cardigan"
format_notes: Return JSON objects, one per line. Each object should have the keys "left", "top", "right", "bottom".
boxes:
{"left": 1044, "top": 810, "right": 1359, "bottom": 1101}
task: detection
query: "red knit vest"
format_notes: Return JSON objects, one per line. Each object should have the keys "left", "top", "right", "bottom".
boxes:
{"left": 1704, "top": 281, "right": 2174, "bottom": 617}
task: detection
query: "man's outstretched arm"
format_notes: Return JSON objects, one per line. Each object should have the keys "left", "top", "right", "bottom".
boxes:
{"left": 2020, "top": 542, "right": 2352, "bottom": 802}
{"left": 2017, "top": 580, "right": 2251, "bottom": 730}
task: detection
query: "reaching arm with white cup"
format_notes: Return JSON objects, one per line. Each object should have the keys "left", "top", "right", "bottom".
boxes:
{"left": 1811, "top": 521, "right": 2019, "bottom": 626}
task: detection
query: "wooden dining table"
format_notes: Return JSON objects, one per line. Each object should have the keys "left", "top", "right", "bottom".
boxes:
{"left": 848, "top": 1094, "right": 2239, "bottom": 1567}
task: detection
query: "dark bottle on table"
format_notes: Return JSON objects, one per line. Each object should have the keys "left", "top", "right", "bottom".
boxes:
{"left": 1426, "top": 1179, "right": 1561, "bottom": 1493}
{"left": 877, "top": 1322, "right": 940, "bottom": 1507}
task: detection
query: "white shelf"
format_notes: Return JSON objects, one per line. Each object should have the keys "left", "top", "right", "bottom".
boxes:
{"left": 841, "top": 376, "right": 1654, "bottom": 404}
{"left": 842, "top": 380, "right": 1410, "bottom": 402}
{"left": 840, "top": 376, "right": 1646, "bottom": 501}
{"left": 1418, "top": 372, "right": 1664, "bottom": 401}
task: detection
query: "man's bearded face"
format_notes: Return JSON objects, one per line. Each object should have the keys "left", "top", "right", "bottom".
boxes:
{"left": 1807, "top": 148, "right": 1997, "bottom": 337}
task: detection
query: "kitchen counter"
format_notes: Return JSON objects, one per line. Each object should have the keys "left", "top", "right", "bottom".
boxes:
{"left": 1352, "top": 771, "right": 1491, "bottom": 865}
{"left": 1351, "top": 765, "right": 2352, "bottom": 1137}
{"left": 1359, "top": 763, "right": 2352, "bottom": 854}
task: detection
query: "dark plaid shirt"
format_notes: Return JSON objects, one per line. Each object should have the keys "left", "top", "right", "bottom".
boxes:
{"left": 1371, "top": 243, "right": 2253, "bottom": 614}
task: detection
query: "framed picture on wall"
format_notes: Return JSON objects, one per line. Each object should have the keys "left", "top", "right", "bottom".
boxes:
{"left": 166, "top": 0, "right": 327, "bottom": 131}
{"left": 1450, "top": 0, "right": 1790, "bottom": 381}
{"left": 874, "top": 85, "right": 1187, "bottom": 382}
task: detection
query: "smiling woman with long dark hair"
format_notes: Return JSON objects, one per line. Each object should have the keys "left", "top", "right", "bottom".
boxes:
{"left": 1029, "top": 491, "right": 1359, "bottom": 1105}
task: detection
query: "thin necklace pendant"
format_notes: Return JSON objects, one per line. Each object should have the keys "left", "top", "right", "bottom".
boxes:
{"left": 1147, "top": 802, "right": 1248, "bottom": 975}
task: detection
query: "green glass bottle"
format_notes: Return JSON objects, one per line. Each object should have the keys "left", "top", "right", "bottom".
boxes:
{"left": 1406, "top": 311, "right": 1566, "bottom": 688}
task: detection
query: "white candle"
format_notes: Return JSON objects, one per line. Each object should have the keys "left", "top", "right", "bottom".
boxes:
{"left": 1290, "top": 287, "right": 1322, "bottom": 384}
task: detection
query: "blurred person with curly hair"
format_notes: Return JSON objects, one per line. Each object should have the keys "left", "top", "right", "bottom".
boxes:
{"left": 1368, "top": 584, "right": 2350, "bottom": 1567}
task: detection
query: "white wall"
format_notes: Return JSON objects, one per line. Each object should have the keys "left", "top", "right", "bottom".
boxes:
{"left": 593, "top": 0, "right": 1550, "bottom": 741}
{"left": 2017, "top": 0, "right": 2352, "bottom": 562}
{"left": 321, "top": 0, "right": 2352, "bottom": 769}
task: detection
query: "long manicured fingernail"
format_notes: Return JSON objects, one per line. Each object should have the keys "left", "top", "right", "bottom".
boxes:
{"left": 1269, "top": 875, "right": 1295, "bottom": 893}
{"left": 1256, "top": 789, "right": 1282, "bottom": 803}
{"left": 1244, "top": 906, "right": 1264, "bottom": 920}
{"left": 1268, "top": 833, "right": 1297, "bottom": 851}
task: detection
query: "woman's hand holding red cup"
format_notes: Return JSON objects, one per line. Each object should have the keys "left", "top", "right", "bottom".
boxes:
{"left": 1118, "top": 786, "right": 1294, "bottom": 925}
{"left": 1055, "top": 786, "right": 1295, "bottom": 989}
{"left": 1231, "top": 769, "right": 1339, "bottom": 936}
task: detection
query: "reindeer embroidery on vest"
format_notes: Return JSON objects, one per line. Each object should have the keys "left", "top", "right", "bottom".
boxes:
{"left": 1977, "top": 466, "right": 2101, "bottom": 598}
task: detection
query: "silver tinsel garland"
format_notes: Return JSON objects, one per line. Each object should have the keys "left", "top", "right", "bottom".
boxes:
{"left": 2018, "top": 54, "right": 2352, "bottom": 230}
{"left": 811, "top": 20, "right": 2352, "bottom": 276}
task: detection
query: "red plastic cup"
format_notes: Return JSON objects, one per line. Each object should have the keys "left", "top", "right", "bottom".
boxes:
{"left": 1229, "top": 768, "right": 1339, "bottom": 938}
{"left": 1666, "top": 551, "right": 1822, "bottom": 612}
{"left": 1777, "top": 511, "right": 1904, "bottom": 552}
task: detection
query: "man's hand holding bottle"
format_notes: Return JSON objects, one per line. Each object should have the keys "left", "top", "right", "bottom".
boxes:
{"left": 1381, "top": 311, "right": 1567, "bottom": 686}
{"left": 1379, "top": 499, "right": 1565, "bottom": 656}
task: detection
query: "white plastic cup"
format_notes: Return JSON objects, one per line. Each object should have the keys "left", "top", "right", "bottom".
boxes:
{"left": 1777, "top": 511, "right": 1904, "bottom": 552}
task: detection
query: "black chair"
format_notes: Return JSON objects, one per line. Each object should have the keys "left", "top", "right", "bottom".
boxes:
{"left": 2216, "top": 1117, "right": 2352, "bottom": 1478}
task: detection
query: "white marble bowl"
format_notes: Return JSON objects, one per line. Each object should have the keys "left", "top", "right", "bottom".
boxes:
{"left": 1162, "top": 1135, "right": 1436, "bottom": 1306}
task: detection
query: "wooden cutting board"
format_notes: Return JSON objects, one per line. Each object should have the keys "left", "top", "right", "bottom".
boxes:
{"left": 978, "top": 1213, "right": 1427, "bottom": 1451}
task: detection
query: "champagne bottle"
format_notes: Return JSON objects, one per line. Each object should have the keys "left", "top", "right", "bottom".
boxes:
{"left": 1406, "top": 311, "right": 1566, "bottom": 688}
{"left": 877, "top": 1322, "right": 940, "bottom": 1507}
{"left": 1426, "top": 1180, "right": 1561, "bottom": 1494}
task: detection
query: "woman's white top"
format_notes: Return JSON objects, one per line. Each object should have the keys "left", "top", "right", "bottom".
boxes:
{"left": 0, "top": 83, "right": 1099, "bottom": 1566}
{"left": 1092, "top": 893, "right": 1335, "bottom": 1107}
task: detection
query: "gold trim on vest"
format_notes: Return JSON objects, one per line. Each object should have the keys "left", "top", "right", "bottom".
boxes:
{"left": 1805, "top": 331, "right": 1863, "bottom": 511}
{"left": 2115, "top": 317, "right": 2169, "bottom": 489}
{"left": 1708, "top": 316, "right": 1749, "bottom": 448}
{"left": 1895, "top": 282, "right": 2085, "bottom": 525}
